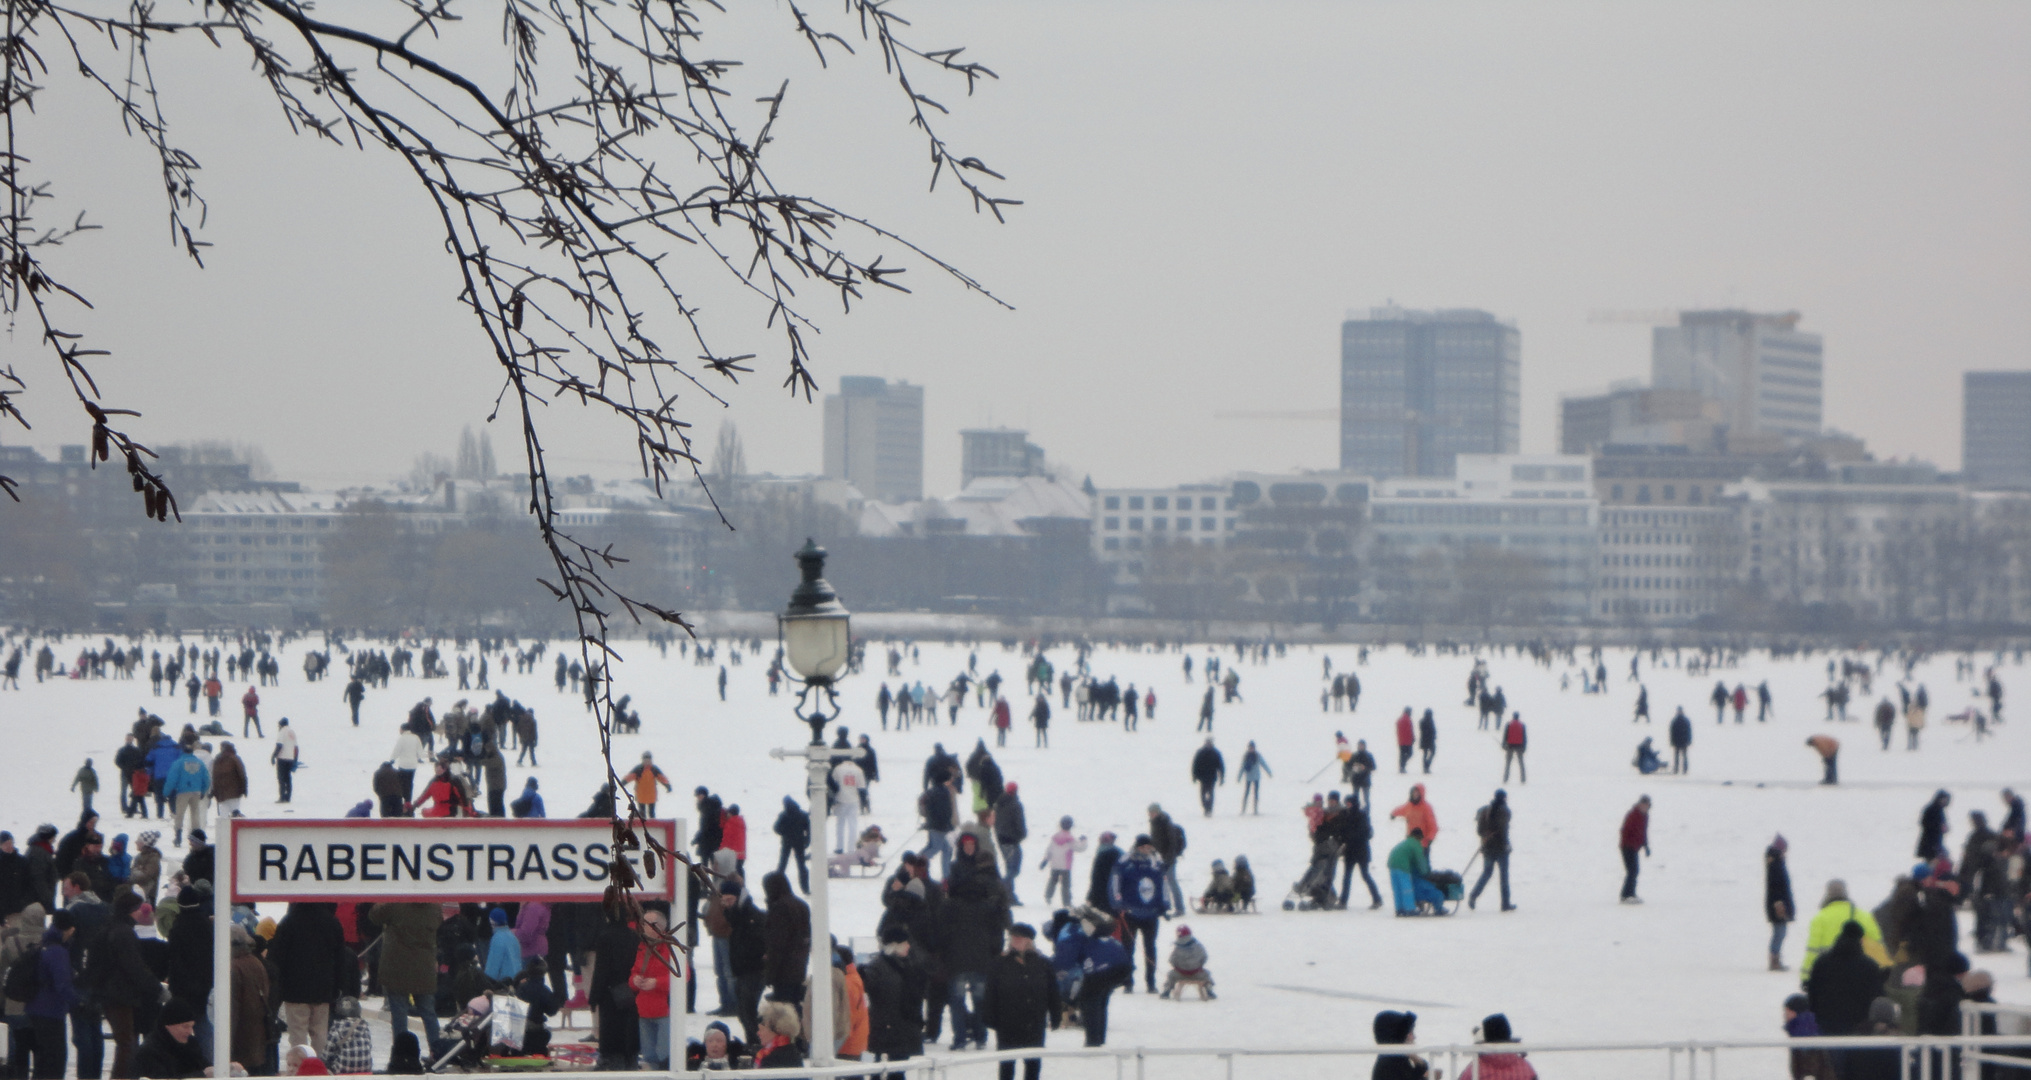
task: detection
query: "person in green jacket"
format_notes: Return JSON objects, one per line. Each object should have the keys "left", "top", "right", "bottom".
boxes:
{"left": 1800, "top": 879, "right": 1884, "bottom": 981}
{"left": 71, "top": 759, "right": 100, "bottom": 816}
{"left": 1386, "top": 831, "right": 1440, "bottom": 915}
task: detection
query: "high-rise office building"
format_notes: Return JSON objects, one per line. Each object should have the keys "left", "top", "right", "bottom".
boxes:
{"left": 822, "top": 376, "right": 923, "bottom": 502}
{"left": 1340, "top": 306, "right": 1520, "bottom": 478}
{"left": 1651, "top": 310, "right": 1822, "bottom": 440}
{"left": 1963, "top": 371, "right": 2031, "bottom": 489}
{"left": 959, "top": 428, "right": 1046, "bottom": 488}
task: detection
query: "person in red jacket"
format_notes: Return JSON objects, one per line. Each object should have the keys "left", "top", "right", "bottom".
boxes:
{"left": 1394, "top": 709, "right": 1415, "bottom": 774}
{"left": 412, "top": 760, "right": 469, "bottom": 818}
{"left": 1501, "top": 714, "right": 1527, "bottom": 784}
{"left": 632, "top": 909, "right": 677, "bottom": 1070}
{"left": 721, "top": 805, "right": 748, "bottom": 878}
{"left": 1620, "top": 796, "right": 1652, "bottom": 903}
{"left": 241, "top": 686, "right": 263, "bottom": 738}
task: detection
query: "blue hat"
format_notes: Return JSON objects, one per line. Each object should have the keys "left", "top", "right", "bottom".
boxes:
{"left": 489, "top": 907, "right": 508, "bottom": 925}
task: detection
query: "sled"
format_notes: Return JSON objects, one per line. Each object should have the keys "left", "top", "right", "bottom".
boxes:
{"left": 1190, "top": 897, "right": 1259, "bottom": 915}
{"left": 829, "top": 854, "right": 895, "bottom": 880}
{"left": 1411, "top": 870, "right": 1463, "bottom": 916}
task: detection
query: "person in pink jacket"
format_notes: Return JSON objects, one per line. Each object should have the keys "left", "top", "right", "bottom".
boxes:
{"left": 1038, "top": 816, "right": 1088, "bottom": 907}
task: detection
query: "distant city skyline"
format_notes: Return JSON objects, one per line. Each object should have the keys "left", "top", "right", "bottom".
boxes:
{"left": 0, "top": 3, "right": 2021, "bottom": 498}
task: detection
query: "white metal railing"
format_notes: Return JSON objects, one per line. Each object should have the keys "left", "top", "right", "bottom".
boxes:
{"left": 511, "top": 1031, "right": 2031, "bottom": 1080}
{"left": 1966, "top": 1000, "right": 2031, "bottom": 1077}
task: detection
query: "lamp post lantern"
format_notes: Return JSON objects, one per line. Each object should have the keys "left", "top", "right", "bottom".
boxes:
{"left": 777, "top": 538, "right": 851, "bottom": 1064}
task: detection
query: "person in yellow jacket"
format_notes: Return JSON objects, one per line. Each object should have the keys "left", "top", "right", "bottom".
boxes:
{"left": 622, "top": 752, "right": 673, "bottom": 817}
{"left": 1800, "top": 879, "right": 1887, "bottom": 981}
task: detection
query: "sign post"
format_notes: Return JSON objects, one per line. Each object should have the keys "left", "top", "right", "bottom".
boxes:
{"left": 216, "top": 818, "right": 679, "bottom": 1075}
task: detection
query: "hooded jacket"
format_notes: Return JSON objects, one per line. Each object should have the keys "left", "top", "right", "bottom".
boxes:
{"left": 160, "top": 752, "right": 210, "bottom": 798}
{"left": 1389, "top": 787, "right": 1438, "bottom": 847}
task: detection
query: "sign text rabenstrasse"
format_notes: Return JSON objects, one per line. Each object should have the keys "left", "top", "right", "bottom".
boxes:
{"left": 229, "top": 819, "right": 680, "bottom": 902}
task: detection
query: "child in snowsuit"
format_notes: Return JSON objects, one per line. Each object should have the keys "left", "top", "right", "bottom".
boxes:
{"left": 1199, "top": 861, "right": 1239, "bottom": 912}
{"left": 1159, "top": 925, "right": 1214, "bottom": 999}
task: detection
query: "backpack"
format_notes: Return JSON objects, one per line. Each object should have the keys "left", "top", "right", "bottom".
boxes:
{"left": 1172, "top": 824, "right": 1187, "bottom": 857}
{"left": 4, "top": 945, "right": 42, "bottom": 1004}
{"left": 1475, "top": 804, "right": 1491, "bottom": 838}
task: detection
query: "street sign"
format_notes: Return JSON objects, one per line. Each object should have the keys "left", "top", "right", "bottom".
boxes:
{"left": 227, "top": 818, "right": 681, "bottom": 902}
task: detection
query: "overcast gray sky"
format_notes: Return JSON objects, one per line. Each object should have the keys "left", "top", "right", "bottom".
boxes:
{"left": 3, "top": 1, "right": 2026, "bottom": 495}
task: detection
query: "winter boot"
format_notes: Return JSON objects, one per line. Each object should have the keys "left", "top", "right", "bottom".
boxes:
{"left": 1769, "top": 953, "right": 1787, "bottom": 972}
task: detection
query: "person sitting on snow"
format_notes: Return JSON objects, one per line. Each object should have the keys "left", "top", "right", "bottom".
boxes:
{"left": 1200, "top": 860, "right": 1239, "bottom": 912}
{"left": 827, "top": 824, "right": 886, "bottom": 876}
{"left": 1633, "top": 737, "right": 1665, "bottom": 775}
{"left": 1160, "top": 925, "right": 1214, "bottom": 999}
{"left": 1231, "top": 856, "right": 1256, "bottom": 909}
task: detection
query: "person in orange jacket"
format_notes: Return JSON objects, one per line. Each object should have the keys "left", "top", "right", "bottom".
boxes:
{"left": 1806, "top": 735, "right": 1840, "bottom": 786}
{"left": 1389, "top": 784, "right": 1438, "bottom": 849}
{"left": 1394, "top": 709, "right": 1415, "bottom": 773}
{"left": 623, "top": 752, "right": 673, "bottom": 817}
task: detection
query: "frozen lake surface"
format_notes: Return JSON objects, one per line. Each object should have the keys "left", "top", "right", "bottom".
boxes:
{"left": 4, "top": 633, "right": 2024, "bottom": 1077}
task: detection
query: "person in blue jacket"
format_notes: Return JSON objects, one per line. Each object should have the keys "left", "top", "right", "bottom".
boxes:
{"left": 485, "top": 908, "right": 522, "bottom": 983}
{"left": 1075, "top": 922, "right": 1131, "bottom": 1046}
{"left": 1107, "top": 835, "right": 1168, "bottom": 994}
{"left": 26, "top": 910, "right": 80, "bottom": 1078}
{"left": 159, "top": 749, "right": 211, "bottom": 850}
{"left": 1048, "top": 911, "right": 1088, "bottom": 1005}
{"left": 144, "top": 735, "right": 182, "bottom": 819}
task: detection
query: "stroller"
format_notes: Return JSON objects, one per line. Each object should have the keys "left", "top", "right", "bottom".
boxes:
{"left": 1283, "top": 838, "right": 1343, "bottom": 911}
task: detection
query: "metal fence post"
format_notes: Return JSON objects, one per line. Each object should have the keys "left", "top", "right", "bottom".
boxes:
{"left": 1222, "top": 1052, "right": 1234, "bottom": 1080}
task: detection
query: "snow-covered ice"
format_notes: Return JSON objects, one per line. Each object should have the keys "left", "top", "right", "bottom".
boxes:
{"left": 3, "top": 635, "right": 2024, "bottom": 1078}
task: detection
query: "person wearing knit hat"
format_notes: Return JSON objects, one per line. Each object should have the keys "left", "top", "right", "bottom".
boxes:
{"left": 134, "top": 998, "right": 209, "bottom": 1080}
{"left": 485, "top": 906, "right": 522, "bottom": 981}
{"left": 1160, "top": 924, "right": 1213, "bottom": 1000}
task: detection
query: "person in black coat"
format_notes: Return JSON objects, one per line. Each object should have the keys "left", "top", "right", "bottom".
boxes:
{"left": 939, "top": 859, "right": 1011, "bottom": 1051}
{"left": 980, "top": 925, "right": 1060, "bottom": 1080}
{"left": 773, "top": 797, "right": 811, "bottom": 894}
{"left": 132, "top": 998, "right": 210, "bottom": 1079}
{"left": 862, "top": 926, "right": 925, "bottom": 1074}
{"left": 1765, "top": 835, "right": 1795, "bottom": 972}
{"left": 588, "top": 913, "right": 641, "bottom": 1070}
{"left": 1916, "top": 791, "right": 1950, "bottom": 860}
{"left": 1668, "top": 709, "right": 1694, "bottom": 774}
{"left": 1086, "top": 834, "right": 1122, "bottom": 914}
{"left": 164, "top": 887, "right": 213, "bottom": 1013}
{"left": 0, "top": 833, "right": 31, "bottom": 919}
{"left": 1805, "top": 922, "right": 1884, "bottom": 1035}
{"left": 1189, "top": 741, "right": 1225, "bottom": 817}
{"left": 1335, "top": 804, "right": 1381, "bottom": 909}
{"left": 760, "top": 871, "right": 810, "bottom": 1004}
{"left": 269, "top": 902, "right": 349, "bottom": 1049}
{"left": 93, "top": 892, "right": 164, "bottom": 1079}
{"left": 1371, "top": 1010, "right": 1429, "bottom": 1080}
{"left": 1416, "top": 711, "right": 1438, "bottom": 774}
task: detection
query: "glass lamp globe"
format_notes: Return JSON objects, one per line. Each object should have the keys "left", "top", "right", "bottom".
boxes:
{"left": 781, "top": 539, "right": 850, "bottom": 681}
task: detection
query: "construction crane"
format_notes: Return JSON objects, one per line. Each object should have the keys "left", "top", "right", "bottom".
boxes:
{"left": 1587, "top": 309, "right": 1679, "bottom": 326}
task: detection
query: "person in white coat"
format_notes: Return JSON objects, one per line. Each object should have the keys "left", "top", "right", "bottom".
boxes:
{"left": 272, "top": 719, "right": 300, "bottom": 802}
{"left": 830, "top": 758, "right": 865, "bottom": 853}
{"left": 391, "top": 726, "right": 428, "bottom": 804}
{"left": 1039, "top": 817, "right": 1088, "bottom": 907}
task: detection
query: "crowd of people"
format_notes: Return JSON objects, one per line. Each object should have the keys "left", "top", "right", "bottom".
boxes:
{"left": 2, "top": 627, "right": 2028, "bottom": 1080}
